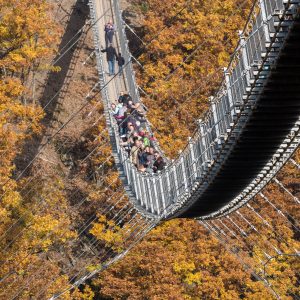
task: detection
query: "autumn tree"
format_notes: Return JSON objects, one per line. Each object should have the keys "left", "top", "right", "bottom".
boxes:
{"left": 129, "top": 0, "right": 252, "bottom": 157}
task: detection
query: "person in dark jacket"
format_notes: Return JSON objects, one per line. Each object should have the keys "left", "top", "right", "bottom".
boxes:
{"left": 153, "top": 152, "right": 165, "bottom": 173}
{"left": 116, "top": 53, "right": 125, "bottom": 76}
{"left": 101, "top": 44, "right": 117, "bottom": 76}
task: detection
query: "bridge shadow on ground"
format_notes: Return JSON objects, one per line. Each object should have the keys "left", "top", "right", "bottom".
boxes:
{"left": 14, "top": 0, "right": 89, "bottom": 177}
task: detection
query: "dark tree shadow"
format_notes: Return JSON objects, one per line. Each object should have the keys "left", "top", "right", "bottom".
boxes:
{"left": 14, "top": 0, "right": 89, "bottom": 177}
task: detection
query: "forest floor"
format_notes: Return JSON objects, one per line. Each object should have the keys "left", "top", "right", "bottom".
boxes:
{"left": 16, "top": 0, "right": 101, "bottom": 204}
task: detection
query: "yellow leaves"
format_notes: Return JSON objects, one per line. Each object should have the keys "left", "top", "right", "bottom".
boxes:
{"left": 174, "top": 260, "right": 202, "bottom": 286}
{"left": 90, "top": 215, "right": 124, "bottom": 252}
{"left": 174, "top": 260, "right": 195, "bottom": 274}
{"left": 0, "top": 78, "right": 24, "bottom": 98}
{"left": 28, "top": 214, "right": 76, "bottom": 251}
{"left": 0, "top": 0, "right": 59, "bottom": 73}
{"left": 72, "top": 286, "right": 95, "bottom": 300}
{"left": 86, "top": 264, "right": 102, "bottom": 273}
{"left": 218, "top": 51, "right": 230, "bottom": 66}
{"left": 2, "top": 189, "right": 22, "bottom": 209}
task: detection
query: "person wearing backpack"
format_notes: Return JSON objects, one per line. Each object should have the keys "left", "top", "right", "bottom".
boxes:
{"left": 101, "top": 43, "right": 118, "bottom": 76}
{"left": 116, "top": 53, "right": 125, "bottom": 77}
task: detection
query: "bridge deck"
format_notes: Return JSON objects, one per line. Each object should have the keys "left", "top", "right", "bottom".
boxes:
{"left": 94, "top": 0, "right": 127, "bottom": 107}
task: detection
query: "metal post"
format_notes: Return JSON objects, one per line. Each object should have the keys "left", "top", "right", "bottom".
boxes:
{"left": 259, "top": 0, "right": 271, "bottom": 44}
{"left": 188, "top": 137, "right": 197, "bottom": 180}
{"left": 223, "top": 68, "right": 235, "bottom": 117}
{"left": 152, "top": 177, "right": 160, "bottom": 215}
{"left": 239, "top": 32, "right": 251, "bottom": 86}
{"left": 173, "top": 164, "right": 179, "bottom": 197}
{"left": 159, "top": 175, "right": 166, "bottom": 214}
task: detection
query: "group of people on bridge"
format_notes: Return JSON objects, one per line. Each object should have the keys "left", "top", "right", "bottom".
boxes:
{"left": 111, "top": 92, "right": 166, "bottom": 174}
{"left": 102, "top": 20, "right": 166, "bottom": 174}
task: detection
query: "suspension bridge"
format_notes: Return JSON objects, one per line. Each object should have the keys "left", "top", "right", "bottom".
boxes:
{"left": 89, "top": 0, "right": 300, "bottom": 219}
{"left": 87, "top": 0, "right": 300, "bottom": 297}
{"left": 0, "top": 0, "right": 299, "bottom": 298}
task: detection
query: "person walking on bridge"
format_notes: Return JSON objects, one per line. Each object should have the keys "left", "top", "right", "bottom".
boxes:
{"left": 104, "top": 20, "right": 115, "bottom": 46}
{"left": 101, "top": 43, "right": 117, "bottom": 76}
{"left": 117, "top": 52, "right": 125, "bottom": 77}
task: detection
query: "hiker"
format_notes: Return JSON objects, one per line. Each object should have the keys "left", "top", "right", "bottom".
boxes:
{"left": 116, "top": 53, "right": 125, "bottom": 76}
{"left": 101, "top": 43, "right": 117, "bottom": 76}
{"left": 111, "top": 103, "right": 119, "bottom": 116}
{"left": 130, "top": 137, "right": 141, "bottom": 167}
{"left": 153, "top": 152, "right": 165, "bottom": 173}
{"left": 104, "top": 20, "right": 115, "bottom": 46}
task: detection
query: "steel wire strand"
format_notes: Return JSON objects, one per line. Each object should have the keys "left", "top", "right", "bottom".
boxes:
{"left": 214, "top": 218, "right": 270, "bottom": 266}
{"left": 7, "top": 113, "right": 106, "bottom": 198}
{"left": 0, "top": 138, "right": 109, "bottom": 251}
{"left": 226, "top": 213, "right": 300, "bottom": 293}
{"left": 50, "top": 6, "right": 112, "bottom": 68}
{"left": 0, "top": 189, "right": 127, "bottom": 278}
{"left": 259, "top": 192, "right": 299, "bottom": 232}
{"left": 207, "top": 219, "right": 279, "bottom": 288}
{"left": 1, "top": 83, "right": 99, "bottom": 165}
{"left": 0, "top": 183, "right": 127, "bottom": 271}
{"left": 45, "top": 215, "right": 155, "bottom": 299}
{"left": 201, "top": 221, "right": 282, "bottom": 300}
{"left": 1, "top": 192, "right": 130, "bottom": 292}
{"left": 243, "top": 203, "right": 293, "bottom": 250}
{"left": 208, "top": 217, "right": 293, "bottom": 296}
{"left": 0, "top": 8, "right": 109, "bottom": 160}
{"left": 273, "top": 178, "right": 300, "bottom": 205}
{"left": 17, "top": 211, "right": 153, "bottom": 300}
{"left": 290, "top": 158, "right": 300, "bottom": 170}
{"left": 234, "top": 211, "right": 285, "bottom": 255}
{"left": 231, "top": 210, "right": 300, "bottom": 287}
{"left": 49, "top": 220, "right": 157, "bottom": 300}
{"left": 0, "top": 90, "right": 97, "bottom": 190}
{"left": 245, "top": 203, "right": 299, "bottom": 253}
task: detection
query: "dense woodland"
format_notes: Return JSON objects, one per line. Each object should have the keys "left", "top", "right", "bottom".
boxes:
{"left": 0, "top": 0, "right": 299, "bottom": 299}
